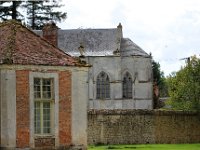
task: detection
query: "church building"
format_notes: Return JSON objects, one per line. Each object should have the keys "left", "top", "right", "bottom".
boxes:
{"left": 35, "top": 23, "right": 153, "bottom": 109}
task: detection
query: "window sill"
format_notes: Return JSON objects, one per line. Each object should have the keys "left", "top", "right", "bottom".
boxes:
{"left": 96, "top": 98, "right": 111, "bottom": 100}
{"left": 34, "top": 134, "right": 55, "bottom": 138}
{"left": 95, "top": 98, "right": 134, "bottom": 100}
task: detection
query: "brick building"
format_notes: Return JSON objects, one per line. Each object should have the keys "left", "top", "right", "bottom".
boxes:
{"left": 0, "top": 20, "right": 89, "bottom": 149}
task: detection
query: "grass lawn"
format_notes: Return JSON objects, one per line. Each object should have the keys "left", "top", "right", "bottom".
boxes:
{"left": 89, "top": 144, "right": 200, "bottom": 150}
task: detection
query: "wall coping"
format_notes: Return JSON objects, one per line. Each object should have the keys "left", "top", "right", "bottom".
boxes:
{"left": 88, "top": 109, "right": 199, "bottom": 116}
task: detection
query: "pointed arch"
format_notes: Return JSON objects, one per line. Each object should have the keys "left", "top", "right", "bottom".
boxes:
{"left": 96, "top": 71, "right": 110, "bottom": 99}
{"left": 123, "top": 72, "right": 132, "bottom": 99}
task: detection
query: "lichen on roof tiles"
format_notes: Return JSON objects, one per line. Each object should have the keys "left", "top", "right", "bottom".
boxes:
{"left": 56, "top": 28, "right": 149, "bottom": 57}
{"left": 0, "top": 20, "right": 82, "bottom": 66}
{"left": 57, "top": 29, "right": 119, "bottom": 56}
{"left": 120, "top": 38, "right": 149, "bottom": 57}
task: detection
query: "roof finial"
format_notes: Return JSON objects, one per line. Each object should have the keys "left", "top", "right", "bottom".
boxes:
{"left": 117, "top": 22, "right": 123, "bottom": 38}
{"left": 78, "top": 43, "right": 85, "bottom": 57}
{"left": 117, "top": 22, "right": 122, "bottom": 29}
{"left": 113, "top": 48, "right": 120, "bottom": 56}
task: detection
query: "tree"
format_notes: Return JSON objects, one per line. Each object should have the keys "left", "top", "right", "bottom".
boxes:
{"left": 167, "top": 56, "right": 200, "bottom": 110}
{"left": 0, "top": 1, "right": 23, "bottom": 21}
{"left": 23, "top": 1, "right": 43, "bottom": 29}
{"left": 152, "top": 60, "right": 168, "bottom": 108}
{"left": 24, "top": 0, "right": 67, "bottom": 29}
{"left": 152, "top": 60, "right": 164, "bottom": 87}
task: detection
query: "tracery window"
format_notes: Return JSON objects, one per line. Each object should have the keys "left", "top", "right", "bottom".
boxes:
{"left": 96, "top": 71, "right": 110, "bottom": 99}
{"left": 123, "top": 72, "right": 132, "bottom": 99}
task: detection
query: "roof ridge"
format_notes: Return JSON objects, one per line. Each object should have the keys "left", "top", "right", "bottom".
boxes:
{"left": 0, "top": 19, "right": 21, "bottom": 27}
{"left": 59, "top": 28, "right": 117, "bottom": 31}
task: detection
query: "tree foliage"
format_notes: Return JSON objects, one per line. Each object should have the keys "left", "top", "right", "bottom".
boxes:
{"left": 167, "top": 56, "right": 200, "bottom": 110}
{"left": 0, "top": 1, "right": 23, "bottom": 21}
{"left": 0, "top": 0, "right": 67, "bottom": 29}
{"left": 23, "top": 1, "right": 42, "bottom": 29}
{"left": 24, "top": 0, "right": 67, "bottom": 29}
{"left": 152, "top": 60, "right": 168, "bottom": 97}
{"left": 152, "top": 60, "right": 164, "bottom": 86}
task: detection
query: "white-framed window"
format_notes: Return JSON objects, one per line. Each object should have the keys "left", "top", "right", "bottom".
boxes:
{"left": 34, "top": 78, "right": 54, "bottom": 135}
{"left": 96, "top": 71, "right": 110, "bottom": 99}
{"left": 123, "top": 72, "right": 132, "bottom": 99}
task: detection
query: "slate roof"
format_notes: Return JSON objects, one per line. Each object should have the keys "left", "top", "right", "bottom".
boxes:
{"left": 57, "top": 29, "right": 119, "bottom": 56}
{"left": 0, "top": 20, "right": 80, "bottom": 66}
{"left": 34, "top": 26, "right": 149, "bottom": 57}
{"left": 120, "top": 38, "right": 149, "bottom": 56}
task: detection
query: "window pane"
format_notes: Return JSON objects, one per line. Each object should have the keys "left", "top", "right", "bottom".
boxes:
{"left": 43, "top": 102, "right": 51, "bottom": 134}
{"left": 34, "top": 91, "right": 41, "bottom": 99}
{"left": 34, "top": 102, "right": 41, "bottom": 134}
{"left": 34, "top": 78, "right": 40, "bottom": 86}
{"left": 42, "top": 79, "right": 52, "bottom": 99}
{"left": 106, "top": 82, "right": 110, "bottom": 98}
{"left": 123, "top": 72, "right": 132, "bottom": 99}
{"left": 34, "top": 78, "right": 41, "bottom": 99}
{"left": 43, "top": 91, "right": 52, "bottom": 99}
{"left": 43, "top": 79, "right": 51, "bottom": 85}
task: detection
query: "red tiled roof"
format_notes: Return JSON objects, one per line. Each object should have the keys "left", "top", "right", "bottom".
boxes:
{"left": 0, "top": 20, "right": 80, "bottom": 66}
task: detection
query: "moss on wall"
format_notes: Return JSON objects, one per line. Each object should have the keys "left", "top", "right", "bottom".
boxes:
{"left": 88, "top": 110, "right": 200, "bottom": 144}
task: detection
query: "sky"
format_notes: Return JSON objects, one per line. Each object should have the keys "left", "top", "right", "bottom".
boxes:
{"left": 57, "top": 0, "right": 200, "bottom": 76}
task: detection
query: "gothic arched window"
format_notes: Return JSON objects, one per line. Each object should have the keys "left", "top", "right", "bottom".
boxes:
{"left": 123, "top": 72, "right": 132, "bottom": 99}
{"left": 96, "top": 72, "right": 110, "bottom": 99}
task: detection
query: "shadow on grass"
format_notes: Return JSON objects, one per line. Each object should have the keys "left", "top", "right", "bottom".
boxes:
{"left": 90, "top": 143, "right": 200, "bottom": 150}
{"left": 107, "top": 145, "right": 146, "bottom": 149}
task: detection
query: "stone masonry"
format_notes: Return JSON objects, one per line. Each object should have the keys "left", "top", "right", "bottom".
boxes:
{"left": 88, "top": 109, "right": 200, "bottom": 145}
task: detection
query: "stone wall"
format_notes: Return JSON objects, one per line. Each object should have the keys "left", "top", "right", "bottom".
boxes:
{"left": 88, "top": 109, "right": 200, "bottom": 145}
{"left": 0, "top": 70, "right": 16, "bottom": 148}
{"left": 87, "top": 56, "right": 153, "bottom": 110}
{"left": 71, "top": 67, "right": 89, "bottom": 147}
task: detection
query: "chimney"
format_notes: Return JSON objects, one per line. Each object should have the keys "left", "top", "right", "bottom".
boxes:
{"left": 42, "top": 22, "right": 58, "bottom": 46}
{"left": 117, "top": 22, "right": 123, "bottom": 38}
{"left": 114, "top": 23, "right": 123, "bottom": 55}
